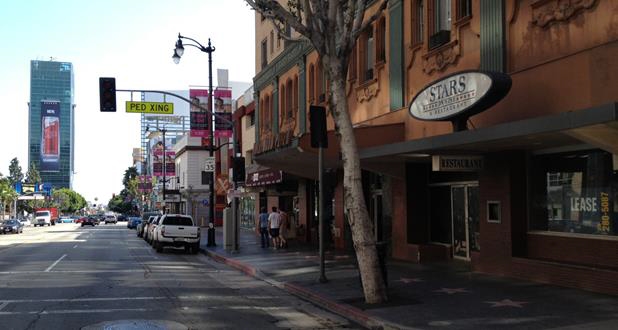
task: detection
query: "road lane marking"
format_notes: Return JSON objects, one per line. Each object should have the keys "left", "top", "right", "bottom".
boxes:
{"left": 44, "top": 254, "right": 67, "bottom": 272}
{"left": 73, "top": 245, "right": 78, "bottom": 248}
{"left": 0, "top": 296, "right": 168, "bottom": 304}
{"left": 0, "top": 308, "right": 152, "bottom": 315}
{"left": 0, "top": 301, "right": 8, "bottom": 311}
{"left": 0, "top": 269, "right": 221, "bottom": 275}
{"left": 0, "top": 294, "right": 267, "bottom": 304}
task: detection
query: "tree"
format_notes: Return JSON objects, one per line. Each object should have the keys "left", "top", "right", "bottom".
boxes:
{"left": 52, "top": 188, "right": 88, "bottom": 214}
{"left": 8, "top": 157, "right": 23, "bottom": 186}
{"left": 0, "top": 177, "right": 18, "bottom": 218}
{"left": 25, "top": 161, "right": 42, "bottom": 184}
{"left": 245, "top": 0, "right": 389, "bottom": 303}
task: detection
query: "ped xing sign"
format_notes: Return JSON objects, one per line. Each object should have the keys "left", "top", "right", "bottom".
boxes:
{"left": 126, "top": 101, "right": 174, "bottom": 114}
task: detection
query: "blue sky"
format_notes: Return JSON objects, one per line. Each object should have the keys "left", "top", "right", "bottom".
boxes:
{"left": 0, "top": 0, "right": 255, "bottom": 203}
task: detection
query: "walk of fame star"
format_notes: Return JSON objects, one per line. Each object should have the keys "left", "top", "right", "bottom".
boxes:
{"left": 484, "top": 299, "right": 528, "bottom": 308}
{"left": 397, "top": 277, "right": 423, "bottom": 283}
{"left": 434, "top": 287, "right": 469, "bottom": 294}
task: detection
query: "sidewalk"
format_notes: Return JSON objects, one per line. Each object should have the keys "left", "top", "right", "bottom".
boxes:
{"left": 200, "top": 228, "right": 618, "bottom": 330}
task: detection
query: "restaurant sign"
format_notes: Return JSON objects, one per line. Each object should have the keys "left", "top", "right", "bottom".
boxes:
{"left": 409, "top": 71, "right": 511, "bottom": 130}
{"left": 432, "top": 155, "right": 483, "bottom": 172}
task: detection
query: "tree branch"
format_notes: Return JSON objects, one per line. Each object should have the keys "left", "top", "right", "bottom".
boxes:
{"left": 245, "top": 0, "right": 311, "bottom": 39}
{"left": 352, "top": 0, "right": 389, "bottom": 41}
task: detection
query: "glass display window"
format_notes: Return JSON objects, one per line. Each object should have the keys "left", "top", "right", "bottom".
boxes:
{"left": 531, "top": 149, "right": 617, "bottom": 236}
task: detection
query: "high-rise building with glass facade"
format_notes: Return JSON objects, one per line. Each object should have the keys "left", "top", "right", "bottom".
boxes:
{"left": 28, "top": 60, "right": 74, "bottom": 189}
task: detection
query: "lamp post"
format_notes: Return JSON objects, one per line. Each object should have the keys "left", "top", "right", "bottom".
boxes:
{"left": 173, "top": 33, "right": 216, "bottom": 225}
{"left": 161, "top": 127, "right": 167, "bottom": 213}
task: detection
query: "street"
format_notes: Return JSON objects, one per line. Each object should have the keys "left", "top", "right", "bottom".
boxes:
{"left": 0, "top": 223, "right": 353, "bottom": 329}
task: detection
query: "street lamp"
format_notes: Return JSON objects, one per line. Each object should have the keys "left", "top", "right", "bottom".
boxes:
{"left": 173, "top": 33, "right": 216, "bottom": 225}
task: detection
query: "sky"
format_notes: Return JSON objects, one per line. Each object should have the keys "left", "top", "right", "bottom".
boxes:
{"left": 0, "top": 0, "right": 256, "bottom": 204}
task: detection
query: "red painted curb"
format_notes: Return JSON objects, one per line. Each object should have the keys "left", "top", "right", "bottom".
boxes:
{"left": 283, "top": 282, "right": 378, "bottom": 329}
{"left": 204, "top": 249, "right": 257, "bottom": 277}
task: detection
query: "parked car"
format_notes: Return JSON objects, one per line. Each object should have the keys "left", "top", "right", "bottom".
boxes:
{"left": 60, "top": 216, "right": 74, "bottom": 223}
{"left": 127, "top": 217, "right": 142, "bottom": 229}
{"left": 19, "top": 218, "right": 32, "bottom": 227}
{"left": 144, "top": 216, "right": 161, "bottom": 244}
{"left": 117, "top": 214, "right": 128, "bottom": 222}
{"left": 1, "top": 219, "right": 24, "bottom": 234}
{"left": 137, "top": 212, "right": 161, "bottom": 237}
{"left": 151, "top": 214, "right": 200, "bottom": 253}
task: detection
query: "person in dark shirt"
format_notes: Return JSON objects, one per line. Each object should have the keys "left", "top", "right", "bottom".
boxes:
{"left": 258, "top": 207, "right": 269, "bottom": 248}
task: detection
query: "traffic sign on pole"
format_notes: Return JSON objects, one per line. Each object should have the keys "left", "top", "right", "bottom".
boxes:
{"left": 204, "top": 157, "right": 216, "bottom": 172}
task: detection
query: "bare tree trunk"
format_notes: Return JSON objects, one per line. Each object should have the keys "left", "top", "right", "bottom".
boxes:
{"left": 328, "top": 58, "right": 387, "bottom": 304}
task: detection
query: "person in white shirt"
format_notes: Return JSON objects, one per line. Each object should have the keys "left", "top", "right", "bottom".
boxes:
{"left": 268, "top": 206, "right": 281, "bottom": 249}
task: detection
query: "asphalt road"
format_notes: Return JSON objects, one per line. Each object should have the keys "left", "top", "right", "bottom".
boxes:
{"left": 0, "top": 222, "right": 353, "bottom": 329}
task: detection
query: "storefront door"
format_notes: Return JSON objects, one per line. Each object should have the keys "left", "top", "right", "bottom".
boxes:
{"left": 451, "top": 184, "right": 479, "bottom": 260}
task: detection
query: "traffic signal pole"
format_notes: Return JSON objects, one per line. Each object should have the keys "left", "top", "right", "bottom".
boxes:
{"left": 109, "top": 87, "right": 238, "bottom": 244}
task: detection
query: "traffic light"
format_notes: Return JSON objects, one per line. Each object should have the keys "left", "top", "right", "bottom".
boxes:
{"left": 310, "top": 105, "right": 328, "bottom": 148}
{"left": 232, "top": 156, "right": 245, "bottom": 183}
{"left": 99, "top": 77, "right": 116, "bottom": 112}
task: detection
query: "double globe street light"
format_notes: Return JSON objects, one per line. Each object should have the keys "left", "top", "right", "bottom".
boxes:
{"left": 172, "top": 34, "right": 217, "bottom": 229}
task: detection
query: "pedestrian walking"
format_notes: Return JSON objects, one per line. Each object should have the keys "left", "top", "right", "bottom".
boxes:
{"left": 268, "top": 206, "right": 281, "bottom": 249}
{"left": 278, "top": 209, "right": 289, "bottom": 248}
{"left": 258, "top": 207, "right": 269, "bottom": 248}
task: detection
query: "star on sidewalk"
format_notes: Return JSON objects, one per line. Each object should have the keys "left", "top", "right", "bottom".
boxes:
{"left": 484, "top": 299, "right": 528, "bottom": 308}
{"left": 397, "top": 277, "right": 423, "bottom": 284}
{"left": 434, "top": 287, "right": 469, "bottom": 295}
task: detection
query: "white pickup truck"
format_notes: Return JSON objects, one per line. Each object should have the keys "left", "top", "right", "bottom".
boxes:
{"left": 152, "top": 214, "right": 200, "bottom": 254}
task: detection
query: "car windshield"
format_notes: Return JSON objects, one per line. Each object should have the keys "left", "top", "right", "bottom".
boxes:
{"left": 3, "top": 220, "right": 18, "bottom": 225}
{"left": 35, "top": 212, "right": 49, "bottom": 217}
{"left": 162, "top": 216, "right": 193, "bottom": 226}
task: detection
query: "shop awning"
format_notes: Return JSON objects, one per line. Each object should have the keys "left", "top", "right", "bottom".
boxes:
{"left": 360, "top": 102, "right": 618, "bottom": 162}
{"left": 253, "top": 123, "right": 405, "bottom": 180}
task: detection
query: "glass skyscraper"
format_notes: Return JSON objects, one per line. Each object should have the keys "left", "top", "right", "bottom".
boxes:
{"left": 28, "top": 60, "right": 74, "bottom": 189}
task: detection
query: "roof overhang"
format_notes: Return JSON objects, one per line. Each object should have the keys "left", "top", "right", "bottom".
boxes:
{"left": 254, "top": 123, "right": 405, "bottom": 180}
{"left": 360, "top": 102, "right": 618, "bottom": 163}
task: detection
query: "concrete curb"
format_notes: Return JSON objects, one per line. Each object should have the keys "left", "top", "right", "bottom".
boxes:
{"left": 200, "top": 248, "right": 409, "bottom": 330}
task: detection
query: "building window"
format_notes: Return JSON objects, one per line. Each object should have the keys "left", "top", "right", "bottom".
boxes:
{"left": 293, "top": 75, "right": 298, "bottom": 118}
{"left": 246, "top": 112, "right": 255, "bottom": 128}
{"left": 412, "top": 0, "right": 424, "bottom": 45}
{"left": 457, "top": 0, "right": 471, "bottom": 20}
{"left": 286, "top": 79, "right": 293, "bottom": 119}
{"left": 531, "top": 149, "right": 617, "bottom": 236}
{"left": 201, "top": 171, "right": 209, "bottom": 185}
{"left": 308, "top": 64, "right": 315, "bottom": 101}
{"left": 348, "top": 45, "right": 357, "bottom": 81}
{"left": 261, "top": 39, "right": 268, "bottom": 69}
{"left": 317, "top": 61, "right": 326, "bottom": 102}
{"left": 280, "top": 83, "right": 286, "bottom": 121}
{"left": 270, "top": 31, "right": 274, "bottom": 54}
{"left": 360, "top": 27, "right": 374, "bottom": 82}
{"left": 429, "top": 0, "right": 451, "bottom": 49}
{"left": 376, "top": 17, "right": 386, "bottom": 63}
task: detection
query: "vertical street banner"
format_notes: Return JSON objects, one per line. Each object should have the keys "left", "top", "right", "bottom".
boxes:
{"left": 138, "top": 175, "right": 153, "bottom": 193}
{"left": 214, "top": 89, "right": 233, "bottom": 138}
{"left": 40, "top": 101, "right": 60, "bottom": 171}
{"left": 190, "top": 89, "right": 210, "bottom": 138}
{"left": 152, "top": 143, "right": 176, "bottom": 177}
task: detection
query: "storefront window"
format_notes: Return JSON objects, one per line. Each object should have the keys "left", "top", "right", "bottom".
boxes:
{"left": 240, "top": 196, "right": 256, "bottom": 230}
{"left": 531, "top": 149, "right": 617, "bottom": 236}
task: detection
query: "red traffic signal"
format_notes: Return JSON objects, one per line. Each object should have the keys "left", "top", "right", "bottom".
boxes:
{"left": 99, "top": 77, "right": 116, "bottom": 112}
